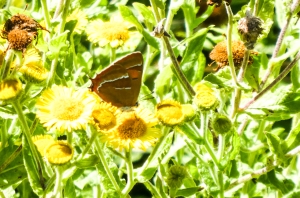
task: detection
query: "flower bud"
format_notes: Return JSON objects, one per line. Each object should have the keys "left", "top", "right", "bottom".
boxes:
{"left": 0, "top": 78, "right": 23, "bottom": 102}
{"left": 193, "top": 91, "right": 218, "bottom": 111}
{"left": 166, "top": 165, "right": 188, "bottom": 189}
{"left": 211, "top": 113, "right": 232, "bottom": 134}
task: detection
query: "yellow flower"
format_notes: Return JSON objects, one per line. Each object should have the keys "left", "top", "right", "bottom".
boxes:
{"left": 156, "top": 100, "right": 194, "bottom": 126}
{"left": 0, "top": 78, "right": 23, "bottom": 101}
{"left": 36, "top": 86, "right": 97, "bottom": 132}
{"left": 100, "top": 107, "right": 161, "bottom": 151}
{"left": 32, "top": 135, "right": 55, "bottom": 156}
{"left": 92, "top": 102, "right": 119, "bottom": 131}
{"left": 19, "top": 48, "right": 48, "bottom": 83}
{"left": 86, "top": 16, "right": 132, "bottom": 48}
{"left": 67, "top": 9, "right": 88, "bottom": 34}
{"left": 44, "top": 141, "right": 74, "bottom": 165}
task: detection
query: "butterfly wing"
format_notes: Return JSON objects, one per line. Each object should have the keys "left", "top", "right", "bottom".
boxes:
{"left": 90, "top": 52, "right": 143, "bottom": 107}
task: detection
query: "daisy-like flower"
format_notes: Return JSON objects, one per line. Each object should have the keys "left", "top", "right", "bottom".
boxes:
{"left": 92, "top": 102, "right": 119, "bottom": 131}
{"left": 99, "top": 107, "right": 161, "bottom": 151}
{"left": 0, "top": 78, "right": 23, "bottom": 101}
{"left": 32, "top": 135, "right": 55, "bottom": 156}
{"left": 19, "top": 48, "right": 48, "bottom": 83}
{"left": 36, "top": 86, "right": 97, "bottom": 133}
{"left": 67, "top": 9, "right": 88, "bottom": 34}
{"left": 86, "top": 16, "right": 132, "bottom": 48}
{"left": 155, "top": 100, "right": 195, "bottom": 126}
{"left": 44, "top": 141, "right": 74, "bottom": 165}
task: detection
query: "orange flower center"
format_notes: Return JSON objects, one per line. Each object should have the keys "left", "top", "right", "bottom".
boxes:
{"left": 117, "top": 115, "right": 147, "bottom": 139}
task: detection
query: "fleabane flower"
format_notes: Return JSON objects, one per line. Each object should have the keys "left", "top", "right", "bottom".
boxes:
{"left": 0, "top": 78, "right": 23, "bottom": 101}
{"left": 36, "top": 86, "right": 97, "bottom": 132}
{"left": 92, "top": 101, "right": 119, "bottom": 131}
{"left": 155, "top": 100, "right": 195, "bottom": 126}
{"left": 99, "top": 106, "right": 161, "bottom": 151}
{"left": 67, "top": 9, "right": 88, "bottom": 34}
{"left": 86, "top": 15, "right": 132, "bottom": 48}
{"left": 19, "top": 48, "right": 48, "bottom": 83}
{"left": 45, "top": 141, "right": 74, "bottom": 165}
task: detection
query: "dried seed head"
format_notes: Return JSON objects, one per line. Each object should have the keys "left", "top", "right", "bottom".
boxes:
{"left": 209, "top": 40, "right": 257, "bottom": 70}
{"left": 238, "top": 10, "right": 263, "bottom": 50}
{"left": 5, "top": 14, "right": 44, "bottom": 33}
{"left": 1, "top": 14, "right": 48, "bottom": 52}
{"left": 7, "top": 29, "right": 34, "bottom": 51}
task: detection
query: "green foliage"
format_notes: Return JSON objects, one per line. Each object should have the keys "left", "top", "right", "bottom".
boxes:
{"left": 1, "top": 0, "right": 300, "bottom": 197}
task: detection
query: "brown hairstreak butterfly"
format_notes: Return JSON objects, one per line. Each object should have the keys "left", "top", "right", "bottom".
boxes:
{"left": 90, "top": 52, "right": 143, "bottom": 107}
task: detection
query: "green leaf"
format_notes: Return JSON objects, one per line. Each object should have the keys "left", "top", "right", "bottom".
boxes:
{"left": 0, "top": 146, "right": 26, "bottom": 189}
{"left": 291, "top": 63, "right": 300, "bottom": 90}
{"left": 176, "top": 187, "right": 200, "bottom": 197}
{"left": 175, "top": 124, "right": 203, "bottom": 145}
{"left": 47, "top": 31, "right": 70, "bottom": 60}
{"left": 64, "top": 178, "right": 76, "bottom": 198}
{"left": 245, "top": 85, "right": 300, "bottom": 121}
{"left": 75, "top": 155, "right": 100, "bottom": 168}
{"left": 22, "top": 136, "right": 44, "bottom": 196}
{"left": 180, "top": 28, "right": 209, "bottom": 84}
{"left": 265, "top": 132, "right": 286, "bottom": 160}
{"left": 204, "top": 67, "right": 233, "bottom": 89}
{"left": 229, "top": 130, "right": 241, "bottom": 161}
{"left": 119, "top": 5, "right": 143, "bottom": 31}
{"left": 137, "top": 132, "right": 174, "bottom": 182}
{"left": 267, "top": 170, "right": 295, "bottom": 195}
{"left": 154, "top": 65, "right": 174, "bottom": 98}
{"left": 181, "top": 0, "right": 209, "bottom": 30}
{"left": 133, "top": 3, "right": 156, "bottom": 25}
{"left": 142, "top": 29, "right": 160, "bottom": 49}
{"left": 154, "top": 0, "right": 165, "bottom": 9}
{"left": 283, "top": 122, "right": 300, "bottom": 153}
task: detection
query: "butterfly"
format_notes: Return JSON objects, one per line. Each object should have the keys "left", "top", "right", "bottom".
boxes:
{"left": 90, "top": 52, "right": 144, "bottom": 107}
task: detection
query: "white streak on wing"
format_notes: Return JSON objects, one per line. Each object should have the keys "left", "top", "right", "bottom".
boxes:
{"left": 126, "top": 63, "right": 142, "bottom": 69}
{"left": 99, "top": 74, "right": 129, "bottom": 87}
{"left": 115, "top": 87, "right": 131, "bottom": 90}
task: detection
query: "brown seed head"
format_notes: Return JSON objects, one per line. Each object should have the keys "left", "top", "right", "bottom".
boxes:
{"left": 209, "top": 40, "right": 256, "bottom": 70}
{"left": 7, "top": 29, "right": 34, "bottom": 51}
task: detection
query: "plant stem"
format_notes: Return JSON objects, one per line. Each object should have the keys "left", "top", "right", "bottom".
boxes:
{"left": 93, "top": 132, "right": 122, "bottom": 195}
{"left": 218, "top": 171, "right": 225, "bottom": 198}
{"left": 110, "top": 47, "right": 116, "bottom": 63}
{"left": 11, "top": 100, "right": 45, "bottom": 187}
{"left": 259, "top": 0, "right": 300, "bottom": 90}
{"left": 217, "top": 134, "right": 226, "bottom": 162}
{"left": 1, "top": 49, "right": 14, "bottom": 81}
{"left": 200, "top": 111, "right": 221, "bottom": 169}
{"left": 121, "top": 148, "right": 134, "bottom": 196}
{"left": 78, "top": 127, "right": 98, "bottom": 160}
{"left": 52, "top": 166, "right": 63, "bottom": 198}
{"left": 163, "top": 36, "right": 196, "bottom": 98}
{"left": 224, "top": 3, "right": 238, "bottom": 87}
{"left": 40, "top": 0, "right": 51, "bottom": 31}
{"left": 241, "top": 50, "right": 300, "bottom": 110}
{"left": 237, "top": 50, "right": 250, "bottom": 82}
